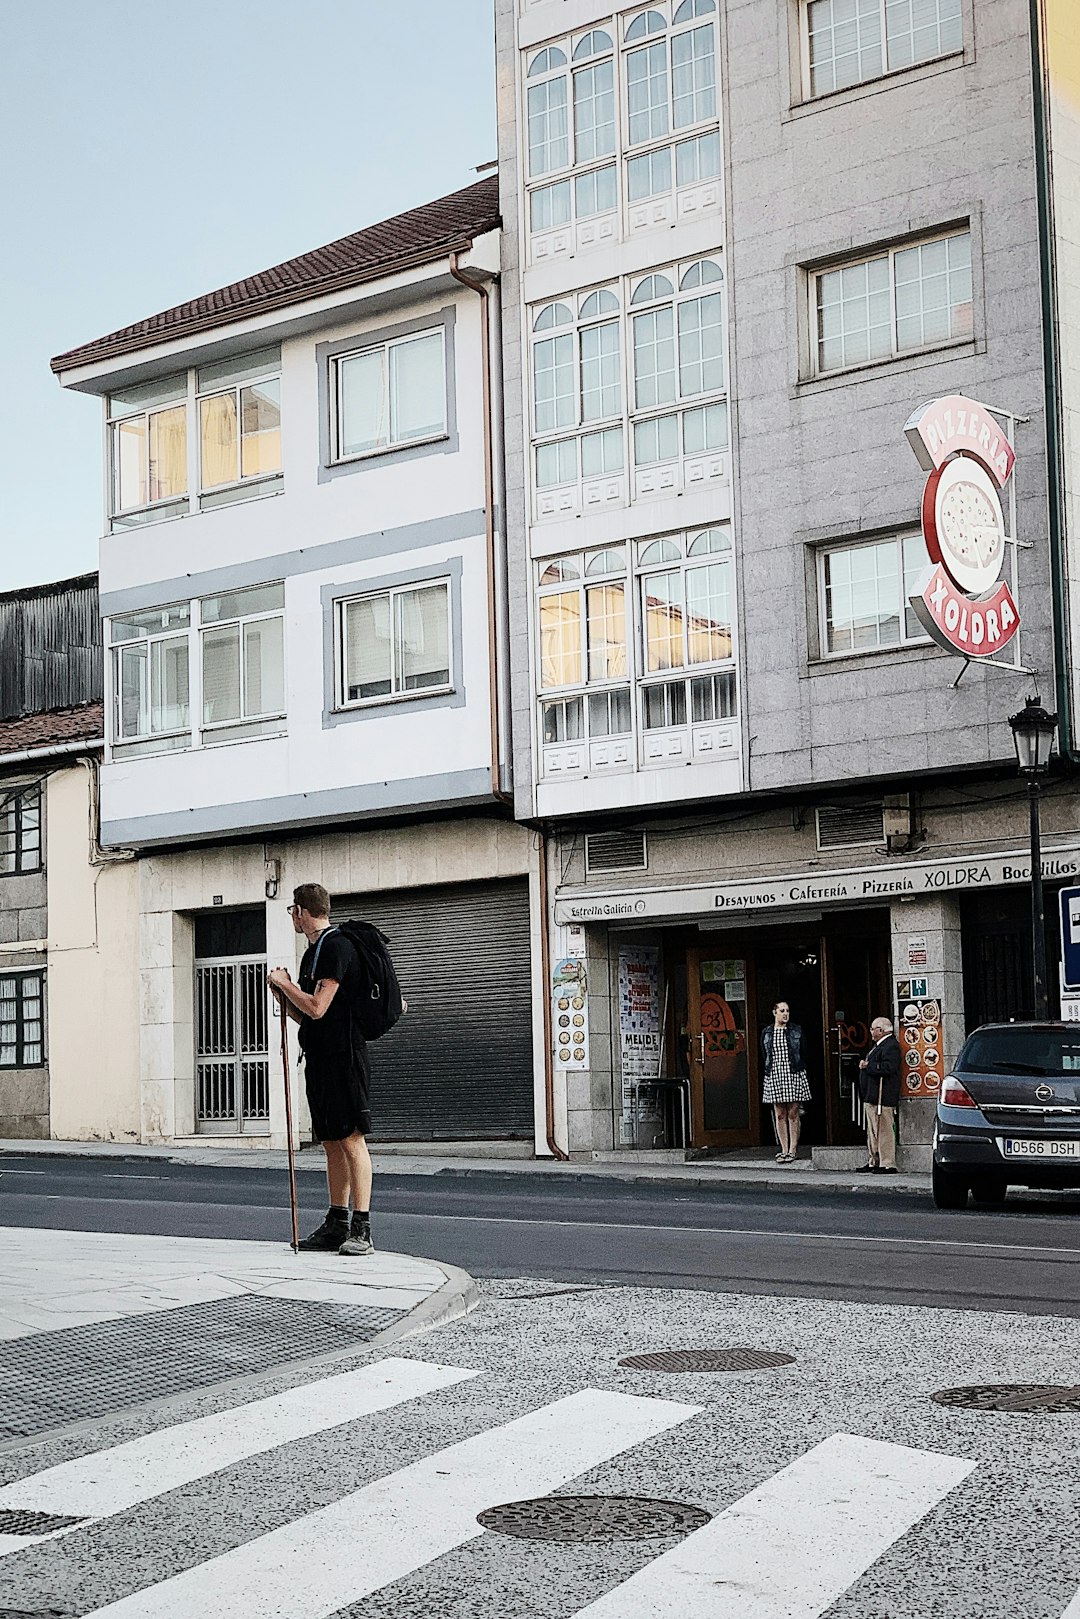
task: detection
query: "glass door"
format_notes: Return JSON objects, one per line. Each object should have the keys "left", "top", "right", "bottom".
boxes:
{"left": 687, "top": 949, "right": 757, "bottom": 1148}
{"left": 822, "top": 928, "right": 890, "bottom": 1145}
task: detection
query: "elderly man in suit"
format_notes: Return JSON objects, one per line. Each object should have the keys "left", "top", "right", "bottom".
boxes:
{"left": 858, "top": 1015, "right": 902, "bottom": 1174}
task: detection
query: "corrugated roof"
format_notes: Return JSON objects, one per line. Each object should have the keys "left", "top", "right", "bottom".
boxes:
{"left": 51, "top": 175, "right": 501, "bottom": 375}
{"left": 0, "top": 703, "right": 104, "bottom": 757}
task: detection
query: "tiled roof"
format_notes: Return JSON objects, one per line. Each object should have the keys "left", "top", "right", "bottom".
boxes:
{"left": 51, "top": 175, "right": 501, "bottom": 375}
{"left": 0, "top": 703, "right": 104, "bottom": 757}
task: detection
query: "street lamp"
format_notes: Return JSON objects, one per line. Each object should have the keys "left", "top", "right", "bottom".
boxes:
{"left": 1009, "top": 695, "right": 1058, "bottom": 1020}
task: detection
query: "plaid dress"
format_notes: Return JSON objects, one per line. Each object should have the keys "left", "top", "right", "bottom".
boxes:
{"left": 762, "top": 1026, "right": 811, "bottom": 1104}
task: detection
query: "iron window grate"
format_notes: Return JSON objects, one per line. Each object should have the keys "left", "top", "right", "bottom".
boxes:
{"left": 816, "top": 799, "right": 885, "bottom": 850}
{"left": 585, "top": 829, "right": 648, "bottom": 874}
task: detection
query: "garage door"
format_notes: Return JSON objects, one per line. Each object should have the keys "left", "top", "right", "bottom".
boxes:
{"left": 339, "top": 878, "right": 534, "bottom": 1141}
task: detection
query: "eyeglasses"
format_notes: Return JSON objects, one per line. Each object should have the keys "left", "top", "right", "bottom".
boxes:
{"left": 286, "top": 904, "right": 299, "bottom": 915}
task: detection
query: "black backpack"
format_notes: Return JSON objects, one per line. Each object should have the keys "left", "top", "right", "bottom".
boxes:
{"left": 338, "top": 919, "right": 404, "bottom": 1040}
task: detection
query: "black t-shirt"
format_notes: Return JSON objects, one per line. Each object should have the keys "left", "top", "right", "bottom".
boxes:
{"left": 297, "top": 928, "right": 366, "bottom": 1068}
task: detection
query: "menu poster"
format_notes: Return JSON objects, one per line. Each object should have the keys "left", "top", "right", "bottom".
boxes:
{"left": 618, "top": 945, "right": 662, "bottom": 1136}
{"left": 552, "top": 956, "right": 589, "bottom": 1072}
{"left": 895, "top": 979, "right": 943, "bottom": 1098}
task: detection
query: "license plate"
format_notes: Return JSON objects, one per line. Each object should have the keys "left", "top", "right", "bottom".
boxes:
{"left": 1001, "top": 1138, "right": 1080, "bottom": 1159}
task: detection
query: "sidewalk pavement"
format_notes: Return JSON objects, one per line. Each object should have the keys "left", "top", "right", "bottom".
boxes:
{"left": 0, "top": 1135, "right": 933, "bottom": 1194}
{"left": 0, "top": 1226, "right": 479, "bottom": 1347}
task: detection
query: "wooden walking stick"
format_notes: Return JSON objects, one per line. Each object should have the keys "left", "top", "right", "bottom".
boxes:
{"left": 276, "top": 992, "right": 300, "bottom": 1254}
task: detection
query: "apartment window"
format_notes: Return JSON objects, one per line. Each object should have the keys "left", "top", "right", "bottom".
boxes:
{"left": 337, "top": 582, "right": 451, "bottom": 706}
{"left": 0, "top": 972, "right": 44, "bottom": 1068}
{"left": 625, "top": 2, "right": 717, "bottom": 146}
{"left": 804, "top": 0, "right": 962, "bottom": 99}
{"left": 108, "top": 377, "right": 188, "bottom": 524}
{"left": 0, "top": 785, "right": 41, "bottom": 875}
{"left": 639, "top": 528, "right": 733, "bottom": 673}
{"left": 332, "top": 328, "right": 447, "bottom": 460}
{"left": 197, "top": 349, "right": 282, "bottom": 500}
{"left": 110, "top": 604, "right": 191, "bottom": 746}
{"left": 537, "top": 548, "right": 631, "bottom": 742}
{"left": 201, "top": 583, "right": 285, "bottom": 740}
{"left": 813, "top": 229, "right": 972, "bottom": 375}
{"left": 532, "top": 290, "right": 623, "bottom": 438}
{"left": 819, "top": 534, "right": 929, "bottom": 654}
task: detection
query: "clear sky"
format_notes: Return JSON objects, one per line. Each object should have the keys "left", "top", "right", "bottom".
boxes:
{"left": 0, "top": 0, "right": 496, "bottom": 591}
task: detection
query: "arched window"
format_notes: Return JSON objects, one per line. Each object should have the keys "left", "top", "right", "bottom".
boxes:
{"left": 579, "top": 289, "right": 619, "bottom": 319}
{"left": 673, "top": 0, "right": 715, "bottom": 21}
{"left": 573, "top": 29, "right": 613, "bottom": 59}
{"left": 539, "top": 558, "right": 580, "bottom": 584}
{"left": 585, "top": 547, "right": 626, "bottom": 576}
{"left": 626, "top": 10, "right": 667, "bottom": 40}
{"left": 528, "top": 46, "right": 567, "bottom": 75}
{"left": 631, "top": 274, "right": 675, "bottom": 305}
{"left": 680, "top": 260, "right": 723, "bottom": 290}
{"left": 687, "top": 528, "right": 731, "bottom": 556}
{"left": 533, "top": 303, "right": 573, "bottom": 331}
{"left": 639, "top": 538, "right": 682, "bottom": 565}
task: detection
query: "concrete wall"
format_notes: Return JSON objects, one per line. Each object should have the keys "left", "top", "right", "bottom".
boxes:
{"left": 727, "top": 0, "right": 1048, "bottom": 790}
{"left": 137, "top": 817, "right": 536, "bottom": 1147}
{"left": 46, "top": 765, "right": 140, "bottom": 1142}
{"left": 0, "top": 772, "right": 47, "bottom": 1136}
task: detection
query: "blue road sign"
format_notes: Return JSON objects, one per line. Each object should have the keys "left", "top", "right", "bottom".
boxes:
{"left": 1060, "top": 886, "right": 1080, "bottom": 992}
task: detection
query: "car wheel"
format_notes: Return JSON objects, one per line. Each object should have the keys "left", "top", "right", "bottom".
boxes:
{"left": 970, "top": 1176, "right": 1008, "bottom": 1205}
{"left": 932, "top": 1160, "right": 969, "bottom": 1209}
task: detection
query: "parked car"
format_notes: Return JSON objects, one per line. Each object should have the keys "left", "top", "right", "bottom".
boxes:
{"left": 933, "top": 1022, "right": 1080, "bottom": 1209}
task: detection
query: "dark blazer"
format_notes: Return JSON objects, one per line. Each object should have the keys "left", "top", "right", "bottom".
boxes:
{"left": 860, "top": 1034, "right": 902, "bottom": 1108}
{"left": 761, "top": 1022, "right": 805, "bottom": 1077}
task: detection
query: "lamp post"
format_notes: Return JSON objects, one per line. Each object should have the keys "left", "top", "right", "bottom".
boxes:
{"left": 1009, "top": 696, "right": 1058, "bottom": 1020}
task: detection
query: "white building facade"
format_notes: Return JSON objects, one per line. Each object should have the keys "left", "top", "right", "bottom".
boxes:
{"left": 53, "top": 180, "right": 547, "bottom": 1150}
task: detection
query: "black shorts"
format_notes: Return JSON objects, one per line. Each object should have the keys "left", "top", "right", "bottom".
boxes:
{"left": 304, "top": 1055, "right": 373, "bottom": 1143}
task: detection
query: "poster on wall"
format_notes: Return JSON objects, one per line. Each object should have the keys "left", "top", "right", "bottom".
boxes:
{"left": 895, "top": 979, "right": 943, "bottom": 1098}
{"left": 552, "top": 957, "right": 589, "bottom": 1072}
{"left": 618, "top": 945, "right": 661, "bottom": 1141}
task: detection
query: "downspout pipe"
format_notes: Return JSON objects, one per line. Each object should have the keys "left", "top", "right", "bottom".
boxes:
{"left": 1029, "top": 0, "right": 1080, "bottom": 763}
{"left": 537, "top": 830, "right": 569, "bottom": 1160}
{"left": 449, "top": 252, "right": 514, "bottom": 806}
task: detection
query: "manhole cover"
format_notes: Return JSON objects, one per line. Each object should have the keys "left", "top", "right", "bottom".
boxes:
{"left": 932, "top": 1384, "right": 1080, "bottom": 1413}
{"left": 477, "top": 1494, "right": 712, "bottom": 1542}
{"left": 0, "top": 1509, "right": 86, "bottom": 1535}
{"left": 619, "top": 1348, "right": 796, "bottom": 1373}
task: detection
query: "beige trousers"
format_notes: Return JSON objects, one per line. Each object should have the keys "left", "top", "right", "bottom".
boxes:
{"left": 864, "top": 1102, "right": 897, "bottom": 1169}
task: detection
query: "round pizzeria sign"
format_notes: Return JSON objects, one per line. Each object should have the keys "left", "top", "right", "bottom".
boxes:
{"left": 904, "top": 394, "right": 1020, "bottom": 658}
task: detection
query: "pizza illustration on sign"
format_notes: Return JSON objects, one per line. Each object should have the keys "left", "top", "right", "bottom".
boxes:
{"left": 904, "top": 395, "right": 1020, "bottom": 658}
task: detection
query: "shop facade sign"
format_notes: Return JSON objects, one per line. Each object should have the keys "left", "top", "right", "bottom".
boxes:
{"left": 904, "top": 393, "right": 1021, "bottom": 657}
{"left": 554, "top": 843, "right": 1080, "bottom": 924}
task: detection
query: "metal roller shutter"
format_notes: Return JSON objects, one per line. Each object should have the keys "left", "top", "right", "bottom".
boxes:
{"left": 339, "top": 877, "right": 534, "bottom": 1141}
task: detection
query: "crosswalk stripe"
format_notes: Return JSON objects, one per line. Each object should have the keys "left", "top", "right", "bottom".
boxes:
{"left": 83, "top": 1387, "right": 701, "bottom": 1618}
{"left": 567, "top": 1432, "right": 974, "bottom": 1619}
{"left": 0, "top": 1357, "right": 478, "bottom": 1557}
{"left": 1059, "top": 1589, "right": 1080, "bottom": 1617}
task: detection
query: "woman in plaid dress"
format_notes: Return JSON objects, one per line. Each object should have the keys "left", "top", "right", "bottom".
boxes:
{"left": 761, "top": 1000, "right": 811, "bottom": 1163}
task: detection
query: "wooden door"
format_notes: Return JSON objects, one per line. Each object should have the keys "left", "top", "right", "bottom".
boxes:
{"left": 687, "top": 947, "right": 758, "bottom": 1149}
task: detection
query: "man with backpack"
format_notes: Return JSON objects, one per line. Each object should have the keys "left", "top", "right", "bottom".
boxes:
{"left": 268, "top": 883, "right": 398, "bottom": 1256}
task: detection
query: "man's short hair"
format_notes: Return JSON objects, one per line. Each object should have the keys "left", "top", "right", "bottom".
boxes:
{"left": 873, "top": 1016, "right": 894, "bottom": 1035}
{"left": 292, "top": 883, "right": 331, "bottom": 918}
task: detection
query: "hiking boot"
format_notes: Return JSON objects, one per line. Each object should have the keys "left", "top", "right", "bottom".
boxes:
{"left": 298, "top": 1211, "right": 349, "bottom": 1251}
{"left": 339, "top": 1219, "right": 374, "bottom": 1257}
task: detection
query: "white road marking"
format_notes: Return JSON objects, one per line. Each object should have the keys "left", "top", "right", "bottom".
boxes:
{"left": 1059, "top": 1588, "right": 1080, "bottom": 1617}
{"left": 385, "top": 1210, "right": 1080, "bottom": 1259}
{"left": 567, "top": 1432, "right": 973, "bottom": 1618}
{"left": 0, "top": 1357, "right": 477, "bottom": 1555}
{"left": 83, "top": 1388, "right": 700, "bottom": 1618}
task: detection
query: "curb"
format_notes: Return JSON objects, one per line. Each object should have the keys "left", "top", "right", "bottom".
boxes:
{"left": 371, "top": 1260, "right": 481, "bottom": 1346}
{"left": 423, "top": 1165, "right": 932, "bottom": 1195}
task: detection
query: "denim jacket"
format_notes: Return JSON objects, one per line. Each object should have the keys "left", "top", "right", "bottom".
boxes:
{"left": 761, "top": 1022, "right": 804, "bottom": 1076}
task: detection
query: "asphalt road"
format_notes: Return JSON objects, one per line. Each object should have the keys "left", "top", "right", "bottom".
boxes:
{"left": 3, "top": 1153, "right": 1080, "bottom": 1316}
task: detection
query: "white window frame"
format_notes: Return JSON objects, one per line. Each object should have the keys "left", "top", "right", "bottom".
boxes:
{"left": 106, "top": 352, "right": 282, "bottom": 531}
{"left": 536, "top": 548, "right": 633, "bottom": 747}
{"left": 0, "top": 970, "right": 45, "bottom": 1069}
{"left": 799, "top": 0, "right": 963, "bottom": 102}
{"left": 809, "top": 228, "right": 973, "bottom": 378}
{"left": 196, "top": 364, "right": 282, "bottom": 499}
{"left": 531, "top": 289, "right": 625, "bottom": 453}
{"left": 636, "top": 530, "right": 737, "bottom": 732}
{"left": 335, "top": 579, "right": 454, "bottom": 709}
{"left": 329, "top": 327, "right": 448, "bottom": 464}
{"left": 199, "top": 586, "right": 287, "bottom": 739}
{"left": 816, "top": 533, "right": 932, "bottom": 659}
{"left": 109, "top": 604, "right": 193, "bottom": 749}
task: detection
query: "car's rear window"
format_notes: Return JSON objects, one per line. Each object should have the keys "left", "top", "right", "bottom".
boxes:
{"left": 957, "top": 1028, "right": 1080, "bottom": 1077}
